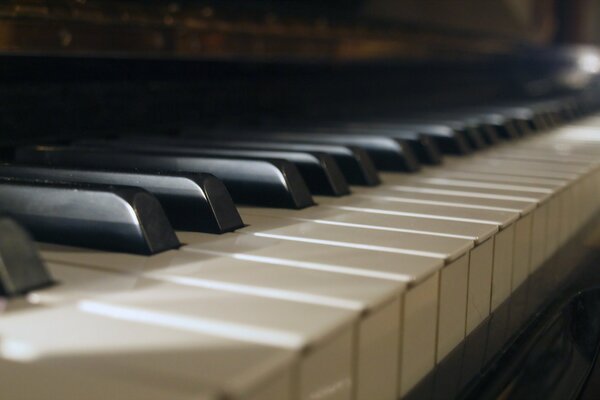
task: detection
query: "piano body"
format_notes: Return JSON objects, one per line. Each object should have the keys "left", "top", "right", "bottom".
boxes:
{"left": 1, "top": 1, "right": 600, "bottom": 399}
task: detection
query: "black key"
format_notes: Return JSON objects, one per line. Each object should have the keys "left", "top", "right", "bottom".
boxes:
{"left": 333, "top": 125, "right": 443, "bottom": 165}
{"left": 0, "top": 179, "right": 180, "bottom": 255}
{"left": 203, "top": 132, "right": 421, "bottom": 172}
{"left": 0, "top": 216, "right": 53, "bottom": 297}
{"left": 481, "top": 107, "right": 537, "bottom": 134}
{"left": 430, "top": 117, "right": 488, "bottom": 150}
{"left": 430, "top": 113, "right": 517, "bottom": 142}
{"left": 79, "top": 140, "right": 350, "bottom": 197}
{"left": 452, "top": 116, "right": 501, "bottom": 148}
{"left": 379, "top": 122, "right": 472, "bottom": 155}
{"left": 475, "top": 124, "right": 502, "bottom": 145}
{"left": 127, "top": 136, "right": 380, "bottom": 187}
{"left": 0, "top": 164, "right": 243, "bottom": 234}
{"left": 473, "top": 113, "right": 521, "bottom": 139}
{"left": 454, "top": 122, "right": 487, "bottom": 149}
{"left": 16, "top": 146, "right": 314, "bottom": 209}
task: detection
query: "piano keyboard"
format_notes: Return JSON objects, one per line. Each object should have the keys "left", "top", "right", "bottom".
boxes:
{"left": 1, "top": 99, "right": 600, "bottom": 400}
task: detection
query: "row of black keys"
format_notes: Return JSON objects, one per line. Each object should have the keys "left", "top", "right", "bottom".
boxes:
{"left": 0, "top": 99, "right": 585, "bottom": 297}
{"left": 0, "top": 99, "right": 585, "bottom": 263}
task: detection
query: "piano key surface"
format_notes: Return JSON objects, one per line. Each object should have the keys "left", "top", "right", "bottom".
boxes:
{"left": 2, "top": 102, "right": 600, "bottom": 400}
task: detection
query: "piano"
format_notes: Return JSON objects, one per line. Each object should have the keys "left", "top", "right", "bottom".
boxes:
{"left": 1, "top": 1, "right": 600, "bottom": 399}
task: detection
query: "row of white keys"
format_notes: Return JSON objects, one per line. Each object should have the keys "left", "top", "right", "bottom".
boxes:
{"left": 459, "top": 130, "right": 600, "bottom": 248}
{"left": 0, "top": 297, "right": 295, "bottom": 400}
{"left": 381, "top": 167, "right": 555, "bottom": 278}
{"left": 356, "top": 174, "right": 541, "bottom": 346}
{"left": 349, "top": 139, "right": 596, "bottom": 326}
{"left": 417, "top": 168, "right": 570, "bottom": 263}
{"left": 233, "top": 141, "right": 594, "bottom": 390}
{"left": 40, "top": 244, "right": 408, "bottom": 400}
{"left": 178, "top": 224, "right": 445, "bottom": 397}
{"left": 226, "top": 129, "right": 600, "bottom": 395}
{"left": 348, "top": 183, "right": 525, "bottom": 301}
{"left": 16, "top": 254, "right": 360, "bottom": 400}
{"left": 8, "top": 123, "right": 600, "bottom": 400}
{"left": 239, "top": 205, "right": 489, "bottom": 360}
{"left": 234, "top": 195, "right": 517, "bottom": 394}
{"left": 430, "top": 147, "right": 595, "bottom": 265}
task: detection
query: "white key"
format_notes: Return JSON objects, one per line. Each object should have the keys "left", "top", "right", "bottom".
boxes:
{"left": 239, "top": 205, "right": 482, "bottom": 364}
{"left": 42, "top": 244, "right": 404, "bottom": 400}
{"left": 0, "top": 304, "right": 295, "bottom": 400}
{"left": 177, "top": 230, "right": 443, "bottom": 397}
{"left": 318, "top": 195, "right": 520, "bottom": 227}
{"left": 318, "top": 193, "right": 517, "bottom": 309}
{"left": 32, "top": 261, "right": 358, "bottom": 400}
{"left": 240, "top": 205, "right": 498, "bottom": 244}
{"left": 239, "top": 214, "right": 473, "bottom": 261}
{"left": 45, "top": 238, "right": 438, "bottom": 399}
{"left": 421, "top": 168, "right": 572, "bottom": 269}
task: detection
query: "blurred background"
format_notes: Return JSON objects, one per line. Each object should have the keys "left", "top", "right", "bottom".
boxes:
{"left": 2, "top": 0, "right": 600, "bottom": 144}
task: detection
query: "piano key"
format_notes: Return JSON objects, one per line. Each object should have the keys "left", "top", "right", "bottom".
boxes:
{"left": 236, "top": 209, "right": 486, "bottom": 359}
{"left": 0, "top": 217, "right": 52, "bottom": 297}
{"left": 0, "top": 303, "right": 296, "bottom": 400}
{"left": 178, "top": 233, "right": 442, "bottom": 397}
{"left": 30, "top": 258, "right": 359, "bottom": 400}
{"left": 457, "top": 112, "right": 522, "bottom": 139}
{"left": 78, "top": 140, "right": 350, "bottom": 197}
{"left": 428, "top": 170, "right": 568, "bottom": 188}
{"left": 116, "top": 135, "right": 381, "bottom": 186}
{"left": 41, "top": 244, "right": 405, "bottom": 400}
{"left": 0, "top": 180, "right": 180, "bottom": 255}
{"left": 206, "top": 131, "right": 421, "bottom": 172}
{"left": 477, "top": 106, "right": 538, "bottom": 133}
{"left": 454, "top": 122, "right": 488, "bottom": 149}
{"left": 239, "top": 213, "right": 473, "bottom": 261}
{"left": 378, "top": 177, "right": 555, "bottom": 278}
{"left": 348, "top": 186, "right": 533, "bottom": 216}
{"left": 442, "top": 159, "right": 580, "bottom": 180}
{"left": 353, "top": 184, "right": 535, "bottom": 214}
{"left": 410, "top": 115, "right": 500, "bottom": 148}
{"left": 0, "top": 164, "right": 244, "bottom": 234}
{"left": 433, "top": 118, "right": 496, "bottom": 147}
{"left": 358, "top": 122, "right": 473, "bottom": 155}
{"left": 238, "top": 204, "right": 497, "bottom": 358}
{"left": 330, "top": 125, "right": 444, "bottom": 165}
{"left": 100, "top": 289, "right": 348, "bottom": 400}
{"left": 489, "top": 148, "right": 600, "bottom": 164}
{"left": 240, "top": 204, "right": 497, "bottom": 245}
{"left": 413, "top": 170, "right": 568, "bottom": 260}
{"left": 315, "top": 193, "right": 519, "bottom": 307}
{"left": 15, "top": 145, "right": 314, "bottom": 209}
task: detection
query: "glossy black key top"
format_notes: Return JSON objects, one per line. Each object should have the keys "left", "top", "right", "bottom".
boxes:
{"left": 464, "top": 113, "right": 521, "bottom": 139}
{"left": 79, "top": 140, "right": 350, "bottom": 197}
{"left": 16, "top": 146, "right": 314, "bottom": 209}
{"left": 0, "top": 179, "right": 180, "bottom": 255}
{"left": 480, "top": 107, "right": 537, "bottom": 134}
{"left": 334, "top": 125, "right": 443, "bottom": 165}
{"left": 209, "top": 132, "right": 421, "bottom": 172}
{"left": 0, "top": 216, "right": 53, "bottom": 297}
{"left": 445, "top": 117, "right": 500, "bottom": 146}
{"left": 379, "top": 122, "right": 472, "bottom": 155}
{"left": 423, "top": 116, "right": 493, "bottom": 147}
{"left": 121, "top": 136, "right": 380, "bottom": 187}
{"left": 0, "top": 164, "right": 243, "bottom": 234}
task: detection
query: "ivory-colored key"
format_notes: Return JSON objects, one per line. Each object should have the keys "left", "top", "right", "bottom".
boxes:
{"left": 41, "top": 244, "right": 405, "bottom": 400}
{"left": 43, "top": 236, "right": 442, "bottom": 399}
{"left": 32, "top": 261, "right": 359, "bottom": 400}
{"left": 239, "top": 205, "right": 484, "bottom": 364}
{"left": 0, "top": 303, "right": 296, "bottom": 400}
{"left": 178, "top": 230, "right": 443, "bottom": 398}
